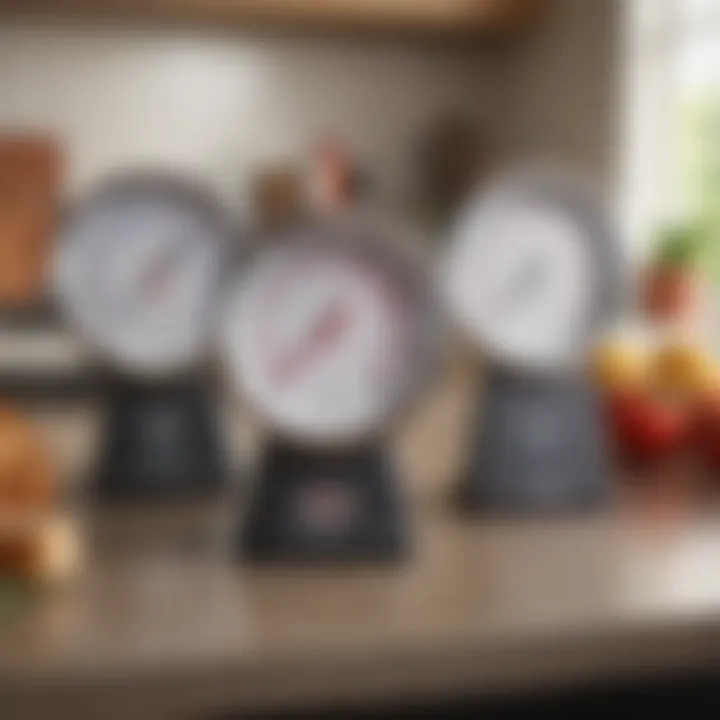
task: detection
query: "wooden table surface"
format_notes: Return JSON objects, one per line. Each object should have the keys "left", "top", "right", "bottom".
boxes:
{"left": 2, "top": 500, "right": 720, "bottom": 719}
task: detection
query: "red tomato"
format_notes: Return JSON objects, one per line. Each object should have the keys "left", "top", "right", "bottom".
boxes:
{"left": 606, "top": 391, "right": 689, "bottom": 465}
{"left": 691, "top": 395, "right": 720, "bottom": 470}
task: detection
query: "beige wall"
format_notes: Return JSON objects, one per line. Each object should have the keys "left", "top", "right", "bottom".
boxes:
{"left": 499, "top": 0, "right": 621, "bottom": 193}
{"left": 0, "top": 21, "right": 499, "bottom": 213}
{"left": 0, "top": 6, "right": 620, "bottom": 213}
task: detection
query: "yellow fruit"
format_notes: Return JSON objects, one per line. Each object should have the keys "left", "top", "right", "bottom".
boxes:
{"left": 591, "top": 341, "right": 652, "bottom": 391}
{"left": 653, "top": 342, "right": 719, "bottom": 399}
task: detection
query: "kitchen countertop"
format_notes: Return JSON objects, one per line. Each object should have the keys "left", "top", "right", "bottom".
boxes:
{"left": 3, "top": 500, "right": 720, "bottom": 719}
{"left": 3, "top": 349, "right": 720, "bottom": 718}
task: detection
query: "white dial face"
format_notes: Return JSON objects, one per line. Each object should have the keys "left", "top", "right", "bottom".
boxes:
{"left": 444, "top": 190, "right": 597, "bottom": 370}
{"left": 55, "top": 184, "right": 225, "bottom": 375}
{"left": 222, "top": 244, "right": 413, "bottom": 443}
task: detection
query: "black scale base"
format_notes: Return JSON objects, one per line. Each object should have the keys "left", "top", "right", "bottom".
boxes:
{"left": 93, "top": 377, "right": 225, "bottom": 504}
{"left": 458, "top": 368, "right": 610, "bottom": 514}
{"left": 239, "top": 441, "right": 408, "bottom": 564}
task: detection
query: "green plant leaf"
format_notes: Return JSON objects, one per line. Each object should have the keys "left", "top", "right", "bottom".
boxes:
{"left": 652, "top": 223, "right": 705, "bottom": 268}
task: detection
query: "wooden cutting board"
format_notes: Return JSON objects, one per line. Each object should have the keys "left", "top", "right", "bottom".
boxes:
{"left": 0, "top": 135, "right": 62, "bottom": 308}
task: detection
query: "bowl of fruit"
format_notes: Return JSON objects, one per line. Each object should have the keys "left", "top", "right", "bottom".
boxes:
{"left": 593, "top": 332, "right": 720, "bottom": 474}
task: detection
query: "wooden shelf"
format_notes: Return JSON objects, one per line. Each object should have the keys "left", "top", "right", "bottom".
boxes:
{"left": 1, "top": 0, "right": 552, "bottom": 39}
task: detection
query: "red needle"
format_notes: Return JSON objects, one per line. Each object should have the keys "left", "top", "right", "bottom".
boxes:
{"left": 273, "top": 303, "right": 353, "bottom": 385}
{"left": 138, "top": 243, "right": 184, "bottom": 299}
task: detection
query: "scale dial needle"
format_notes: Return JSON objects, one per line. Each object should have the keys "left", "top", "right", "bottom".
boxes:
{"left": 273, "top": 302, "right": 354, "bottom": 385}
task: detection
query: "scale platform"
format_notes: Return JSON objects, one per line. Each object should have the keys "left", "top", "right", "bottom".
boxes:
{"left": 93, "top": 376, "right": 225, "bottom": 504}
{"left": 459, "top": 367, "right": 609, "bottom": 514}
{"left": 240, "top": 441, "right": 407, "bottom": 564}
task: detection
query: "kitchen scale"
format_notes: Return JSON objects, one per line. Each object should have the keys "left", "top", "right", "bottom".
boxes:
{"left": 442, "top": 169, "right": 622, "bottom": 513}
{"left": 220, "top": 215, "right": 441, "bottom": 563}
{"left": 54, "top": 172, "right": 231, "bottom": 503}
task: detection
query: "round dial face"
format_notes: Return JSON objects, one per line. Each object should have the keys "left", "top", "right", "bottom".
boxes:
{"left": 55, "top": 177, "right": 227, "bottom": 376}
{"left": 443, "top": 177, "right": 614, "bottom": 371}
{"left": 221, "top": 232, "right": 431, "bottom": 445}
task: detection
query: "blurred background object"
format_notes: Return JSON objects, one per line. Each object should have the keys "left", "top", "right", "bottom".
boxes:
{"left": 0, "top": 135, "right": 60, "bottom": 312}
{"left": 642, "top": 223, "right": 704, "bottom": 324}
{"left": 0, "top": 403, "right": 55, "bottom": 513}
{"left": 310, "top": 134, "right": 362, "bottom": 214}
{"left": 252, "top": 164, "right": 304, "bottom": 232}
{"left": 416, "top": 112, "right": 492, "bottom": 231}
{"left": 0, "top": 402, "right": 79, "bottom": 585}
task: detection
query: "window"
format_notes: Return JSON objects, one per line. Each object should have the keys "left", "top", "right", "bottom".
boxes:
{"left": 625, "top": 0, "right": 720, "bottom": 273}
